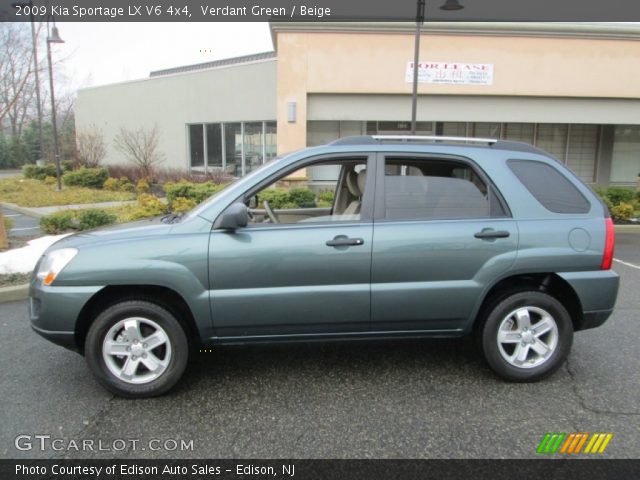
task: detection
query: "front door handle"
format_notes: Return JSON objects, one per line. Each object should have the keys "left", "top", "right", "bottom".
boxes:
{"left": 326, "top": 236, "right": 365, "bottom": 247}
{"left": 474, "top": 229, "right": 511, "bottom": 239}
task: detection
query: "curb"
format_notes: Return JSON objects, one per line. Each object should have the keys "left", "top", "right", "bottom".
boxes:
{"left": 615, "top": 224, "right": 640, "bottom": 234}
{"left": 0, "top": 283, "right": 29, "bottom": 303}
{"left": 0, "top": 202, "right": 45, "bottom": 218}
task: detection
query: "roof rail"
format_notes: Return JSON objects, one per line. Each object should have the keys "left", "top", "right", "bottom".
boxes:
{"left": 372, "top": 135, "right": 498, "bottom": 144}
{"left": 329, "top": 135, "right": 499, "bottom": 146}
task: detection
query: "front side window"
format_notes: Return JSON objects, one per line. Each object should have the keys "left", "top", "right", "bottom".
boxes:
{"left": 382, "top": 157, "right": 500, "bottom": 220}
{"left": 245, "top": 158, "right": 369, "bottom": 225}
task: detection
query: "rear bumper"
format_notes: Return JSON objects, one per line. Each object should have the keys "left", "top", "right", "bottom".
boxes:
{"left": 578, "top": 310, "right": 614, "bottom": 331}
{"left": 557, "top": 269, "right": 619, "bottom": 331}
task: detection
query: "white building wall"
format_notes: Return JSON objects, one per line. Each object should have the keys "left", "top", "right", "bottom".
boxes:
{"left": 75, "top": 59, "right": 277, "bottom": 170}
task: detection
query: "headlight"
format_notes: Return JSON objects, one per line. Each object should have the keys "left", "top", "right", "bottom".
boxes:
{"left": 36, "top": 248, "right": 78, "bottom": 286}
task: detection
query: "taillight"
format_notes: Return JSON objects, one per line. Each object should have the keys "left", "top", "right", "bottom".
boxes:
{"left": 601, "top": 217, "right": 615, "bottom": 270}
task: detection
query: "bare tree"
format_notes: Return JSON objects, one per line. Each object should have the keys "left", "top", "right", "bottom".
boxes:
{"left": 76, "top": 126, "right": 106, "bottom": 167}
{"left": 0, "top": 22, "right": 40, "bottom": 136}
{"left": 113, "top": 125, "right": 165, "bottom": 178}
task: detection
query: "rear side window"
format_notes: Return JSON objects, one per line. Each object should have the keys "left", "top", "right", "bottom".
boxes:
{"left": 382, "top": 158, "right": 506, "bottom": 220}
{"left": 508, "top": 160, "right": 590, "bottom": 214}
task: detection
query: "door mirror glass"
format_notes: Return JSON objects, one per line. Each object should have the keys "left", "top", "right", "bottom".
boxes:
{"left": 218, "top": 202, "right": 249, "bottom": 230}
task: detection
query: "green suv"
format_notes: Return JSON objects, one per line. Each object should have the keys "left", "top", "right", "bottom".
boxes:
{"left": 29, "top": 136, "right": 619, "bottom": 397}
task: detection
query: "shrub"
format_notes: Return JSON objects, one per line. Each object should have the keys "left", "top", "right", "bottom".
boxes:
{"left": 163, "top": 181, "right": 226, "bottom": 208}
{"left": 40, "top": 211, "right": 76, "bottom": 234}
{"left": 3, "top": 216, "right": 15, "bottom": 233}
{"left": 43, "top": 175, "right": 56, "bottom": 186}
{"left": 258, "top": 187, "right": 319, "bottom": 209}
{"left": 39, "top": 208, "right": 117, "bottom": 234}
{"left": 107, "top": 164, "right": 145, "bottom": 183}
{"left": 611, "top": 202, "right": 634, "bottom": 222}
{"left": 23, "top": 163, "right": 57, "bottom": 180}
{"left": 62, "top": 167, "right": 109, "bottom": 189}
{"left": 317, "top": 190, "right": 335, "bottom": 208}
{"left": 61, "top": 160, "right": 75, "bottom": 172}
{"left": 103, "top": 177, "right": 118, "bottom": 191}
{"left": 104, "top": 176, "right": 135, "bottom": 192}
{"left": 604, "top": 187, "right": 635, "bottom": 206}
{"left": 288, "top": 187, "right": 316, "bottom": 208}
{"left": 128, "top": 194, "right": 166, "bottom": 220}
{"left": 78, "top": 209, "right": 117, "bottom": 230}
{"left": 136, "top": 179, "right": 150, "bottom": 194}
{"left": 257, "top": 188, "right": 291, "bottom": 209}
{"left": 171, "top": 196, "right": 197, "bottom": 213}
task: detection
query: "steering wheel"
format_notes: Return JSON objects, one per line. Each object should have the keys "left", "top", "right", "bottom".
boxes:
{"left": 263, "top": 200, "right": 279, "bottom": 224}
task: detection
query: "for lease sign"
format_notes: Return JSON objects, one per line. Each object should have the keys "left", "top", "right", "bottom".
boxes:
{"left": 405, "top": 62, "right": 494, "bottom": 85}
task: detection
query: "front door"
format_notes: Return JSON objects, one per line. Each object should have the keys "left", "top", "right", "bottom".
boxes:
{"left": 209, "top": 155, "right": 375, "bottom": 338}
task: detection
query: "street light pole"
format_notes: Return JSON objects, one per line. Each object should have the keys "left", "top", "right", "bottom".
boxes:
{"left": 410, "top": 0, "right": 425, "bottom": 135}
{"left": 410, "top": 0, "right": 464, "bottom": 136}
{"left": 46, "top": 20, "right": 64, "bottom": 191}
{"left": 30, "top": 13, "right": 44, "bottom": 161}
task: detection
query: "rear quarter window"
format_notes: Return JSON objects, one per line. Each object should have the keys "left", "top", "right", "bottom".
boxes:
{"left": 507, "top": 159, "right": 591, "bottom": 214}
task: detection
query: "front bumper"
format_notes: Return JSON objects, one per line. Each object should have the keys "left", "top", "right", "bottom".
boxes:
{"left": 29, "top": 280, "right": 103, "bottom": 353}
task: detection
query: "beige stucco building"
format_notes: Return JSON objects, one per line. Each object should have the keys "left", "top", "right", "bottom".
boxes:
{"left": 75, "top": 22, "right": 640, "bottom": 185}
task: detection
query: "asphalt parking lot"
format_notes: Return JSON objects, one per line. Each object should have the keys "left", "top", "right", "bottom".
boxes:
{"left": 1, "top": 234, "right": 638, "bottom": 460}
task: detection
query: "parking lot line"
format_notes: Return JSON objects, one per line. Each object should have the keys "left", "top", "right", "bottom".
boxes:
{"left": 613, "top": 258, "right": 640, "bottom": 270}
{"left": 11, "top": 226, "right": 41, "bottom": 232}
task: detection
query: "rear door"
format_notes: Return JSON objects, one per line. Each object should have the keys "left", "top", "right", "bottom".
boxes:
{"left": 370, "top": 153, "right": 519, "bottom": 333}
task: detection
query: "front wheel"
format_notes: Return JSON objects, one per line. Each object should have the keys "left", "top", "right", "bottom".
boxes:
{"left": 479, "top": 291, "right": 573, "bottom": 382}
{"left": 85, "top": 300, "right": 189, "bottom": 398}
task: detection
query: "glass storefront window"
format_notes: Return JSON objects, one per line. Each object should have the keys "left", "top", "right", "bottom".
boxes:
{"left": 188, "top": 121, "right": 277, "bottom": 175}
{"left": 610, "top": 125, "right": 640, "bottom": 184}
{"left": 224, "top": 122, "right": 242, "bottom": 177}
{"left": 244, "top": 122, "right": 263, "bottom": 173}
{"left": 503, "top": 123, "right": 535, "bottom": 144}
{"left": 206, "top": 124, "right": 222, "bottom": 167}
{"left": 535, "top": 124, "right": 567, "bottom": 160}
{"left": 188, "top": 125, "right": 204, "bottom": 168}
{"left": 566, "top": 124, "right": 598, "bottom": 182}
{"left": 265, "top": 122, "right": 277, "bottom": 161}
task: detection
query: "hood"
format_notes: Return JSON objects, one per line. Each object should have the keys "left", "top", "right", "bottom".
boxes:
{"left": 47, "top": 216, "right": 172, "bottom": 250}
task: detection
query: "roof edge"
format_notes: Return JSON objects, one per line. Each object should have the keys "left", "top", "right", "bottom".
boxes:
{"left": 149, "top": 51, "right": 276, "bottom": 78}
{"left": 270, "top": 22, "right": 640, "bottom": 45}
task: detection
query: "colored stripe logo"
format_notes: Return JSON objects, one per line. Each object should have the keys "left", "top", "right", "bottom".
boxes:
{"left": 537, "top": 433, "right": 613, "bottom": 454}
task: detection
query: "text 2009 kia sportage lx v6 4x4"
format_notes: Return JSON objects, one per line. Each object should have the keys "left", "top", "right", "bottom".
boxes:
{"left": 30, "top": 136, "right": 619, "bottom": 397}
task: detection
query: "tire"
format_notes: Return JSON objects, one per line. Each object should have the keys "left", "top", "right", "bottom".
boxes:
{"left": 478, "top": 291, "right": 573, "bottom": 382}
{"left": 85, "top": 300, "right": 189, "bottom": 398}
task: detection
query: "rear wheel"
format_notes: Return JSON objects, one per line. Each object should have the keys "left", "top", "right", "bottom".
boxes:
{"left": 85, "top": 300, "right": 189, "bottom": 398}
{"left": 479, "top": 291, "right": 573, "bottom": 382}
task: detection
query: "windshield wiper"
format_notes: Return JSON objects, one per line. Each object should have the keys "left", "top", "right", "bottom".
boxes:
{"left": 160, "top": 212, "right": 184, "bottom": 224}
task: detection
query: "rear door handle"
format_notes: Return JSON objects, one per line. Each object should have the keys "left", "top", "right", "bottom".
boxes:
{"left": 474, "top": 229, "right": 511, "bottom": 239}
{"left": 326, "top": 236, "right": 365, "bottom": 247}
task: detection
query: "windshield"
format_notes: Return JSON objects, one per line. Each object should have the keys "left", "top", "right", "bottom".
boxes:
{"left": 181, "top": 155, "right": 288, "bottom": 222}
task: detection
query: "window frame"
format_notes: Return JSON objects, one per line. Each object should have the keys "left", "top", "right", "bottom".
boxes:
{"left": 214, "top": 152, "right": 377, "bottom": 230}
{"left": 373, "top": 152, "right": 512, "bottom": 222}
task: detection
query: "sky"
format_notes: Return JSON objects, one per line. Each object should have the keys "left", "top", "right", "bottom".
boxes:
{"left": 52, "top": 22, "right": 274, "bottom": 92}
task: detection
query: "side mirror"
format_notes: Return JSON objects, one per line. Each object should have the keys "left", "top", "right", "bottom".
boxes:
{"left": 218, "top": 203, "right": 249, "bottom": 230}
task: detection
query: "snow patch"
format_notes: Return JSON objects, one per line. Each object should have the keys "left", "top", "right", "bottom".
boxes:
{"left": 0, "top": 235, "right": 71, "bottom": 274}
